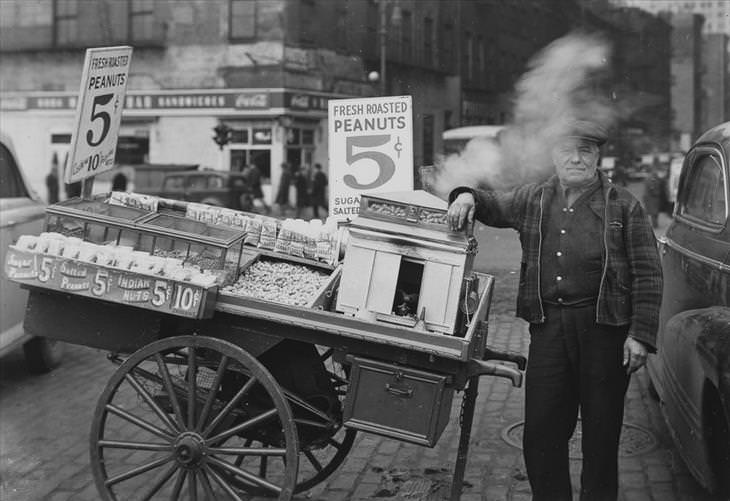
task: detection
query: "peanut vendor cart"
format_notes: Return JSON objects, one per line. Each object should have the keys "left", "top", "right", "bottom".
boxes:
{"left": 4, "top": 190, "right": 525, "bottom": 501}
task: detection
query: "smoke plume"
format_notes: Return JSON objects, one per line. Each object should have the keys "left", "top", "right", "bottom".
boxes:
{"left": 429, "top": 32, "right": 616, "bottom": 197}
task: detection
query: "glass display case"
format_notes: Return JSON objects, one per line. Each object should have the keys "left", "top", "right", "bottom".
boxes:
{"left": 44, "top": 197, "right": 246, "bottom": 285}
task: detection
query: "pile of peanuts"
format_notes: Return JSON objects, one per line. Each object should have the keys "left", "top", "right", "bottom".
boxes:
{"left": 418, "top": 209, "right": 448, "bottom": 225}
{"left": 222, "top": 260, "right": 330, "bottom": 306}
{"left": 369, "top": 202, "right": 407, "bottom": 218}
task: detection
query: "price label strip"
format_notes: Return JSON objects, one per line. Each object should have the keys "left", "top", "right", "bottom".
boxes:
{"left": 4, "top": 248, "right": 215, "bottom": 319}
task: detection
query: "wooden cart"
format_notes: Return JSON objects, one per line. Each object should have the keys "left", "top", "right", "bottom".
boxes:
{"left": 5, "top": 195, "right": 525, "bottom": 501}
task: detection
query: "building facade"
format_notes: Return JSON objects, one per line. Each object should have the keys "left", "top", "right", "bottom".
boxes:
{"left": 611, "top": 0, "right": 730, "bottom": 35}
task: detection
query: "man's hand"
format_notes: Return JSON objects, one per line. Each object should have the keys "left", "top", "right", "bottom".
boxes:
{"left": 448, "top": 192, "right": 476, "bottom": 231}
{"left": 623, "top": 337, "right": 648, "bottom": 374}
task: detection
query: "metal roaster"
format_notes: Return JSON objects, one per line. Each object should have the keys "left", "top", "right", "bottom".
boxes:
{"left": 336, "top": 190, "right": 479, "bottom": 336}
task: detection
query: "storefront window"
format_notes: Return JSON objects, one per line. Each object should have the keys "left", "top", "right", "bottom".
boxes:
{"left": 252, "top": 128, "right": 272, "bottom": 144}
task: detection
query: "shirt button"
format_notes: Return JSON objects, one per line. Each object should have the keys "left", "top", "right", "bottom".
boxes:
{"left": 560, "top": 229, "right": 566, "bottom": 234}
{"left": 556, "top": 251, "right": 562, "bottom": 257}
{"left": 556, "top": 276, "right": 563, "bottom": 281}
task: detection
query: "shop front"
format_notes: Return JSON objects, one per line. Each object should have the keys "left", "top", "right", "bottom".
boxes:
{"left": 0, "top": 88, "right": 345, "bottom": 204}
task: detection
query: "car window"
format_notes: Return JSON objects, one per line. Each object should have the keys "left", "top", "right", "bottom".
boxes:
{"left": 163, "top": 176, "right": 185, "bottom": 191}
{"left": 207, "top": 176, "right": 224, "bottom": 189}
{"left": 188, "top": 175, "right": 207, "bottom": 190}
{"left": 0, "top": 142, "right": 28, "bottom": 198}
{"left": 682, "top": 153, "right": 726, "bottom": 226}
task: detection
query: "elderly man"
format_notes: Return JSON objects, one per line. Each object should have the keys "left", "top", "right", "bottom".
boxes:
{"left": 447, "top": 121, "right": 662, "bottom": 501}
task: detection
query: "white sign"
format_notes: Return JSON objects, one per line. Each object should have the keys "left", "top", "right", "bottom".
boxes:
{"left": 328, "top": 95, "right": 413, "bottom": 218}
{"left": 65, "top": 46, "right": 133, "bottom": 184}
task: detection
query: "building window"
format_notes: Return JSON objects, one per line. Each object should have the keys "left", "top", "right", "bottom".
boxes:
{"left": 477, "top": 36, "right": 485, "bottom": 84}
{"left": 464, "top": 31, "right": 473, "bottom": 80}
{"left": 423, "top": 17, "right": 433, "bottom": 66}
{"left": 441, "top": 23, "right": 454, "bottom": 71}
{"left": 1, "top": 1, "right": 53, "bottom": 29}
{"left": 300, "top": 0, "right": 316, "bottom": 45}
{"left": 130, "top": 0, "right": 155, "bottom": 42}
{"left": 230, "top": 0, "right": 256, "bottom": 40}
{"left": 401, "top": 9, "right": 412, "bottom": 61}
{"left": 55, "top": 0, "right": 78, "bottom": 46}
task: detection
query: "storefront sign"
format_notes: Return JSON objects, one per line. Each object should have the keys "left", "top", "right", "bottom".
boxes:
{"left": 65, "top": 46, "right": 134, "bottom": 184}
{"left": 1, "top": 89, "right": 344, "bottom": 114}
{"left": 328, "top": 95, "right": 414, "bottom": 218}
{"left": 4, "top": 248, "right": 213, "bottom": 319}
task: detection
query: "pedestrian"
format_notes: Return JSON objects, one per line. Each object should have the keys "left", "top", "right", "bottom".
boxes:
{"left": 294, "top": 164, "right": 311, "bottom": 219}
{"left": 243, "top": 163, "right": 270, "bottom": 214}
{"left": 310, "top": 163, "right": 328, "bottom": 219}
{"left": 274, "top": 162, "right": 292, "bottom": 215}
{"left": 642, "top": 167, "right": 663, "bottom": 228}
{"left": 111, "top": 172, "right": 128, "bottom": 192}
{"left": 45, "top": 155, "right": 59, "bottom": 204}
{"left": 447, "top": 119, "right": 663, "bottom": 501}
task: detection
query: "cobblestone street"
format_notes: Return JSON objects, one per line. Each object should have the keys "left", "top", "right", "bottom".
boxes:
{"left": 0, "top": 310, "right": 722, "bottom": 501}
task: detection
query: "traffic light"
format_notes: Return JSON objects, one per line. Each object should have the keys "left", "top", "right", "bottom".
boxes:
{"left": 212, "top": 122, "right": 232, "bottom": 150}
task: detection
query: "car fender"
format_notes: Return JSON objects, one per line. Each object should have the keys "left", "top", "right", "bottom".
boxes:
{"left": 692, "top": 307, "right": 730, "bottom": 421}
{"left": 661, "top": 307, "right": 730, "bottom": 491}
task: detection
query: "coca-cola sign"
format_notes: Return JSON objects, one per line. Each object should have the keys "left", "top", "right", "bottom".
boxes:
{"left": 235, "top": 92, "right": 269, "bottom": 109}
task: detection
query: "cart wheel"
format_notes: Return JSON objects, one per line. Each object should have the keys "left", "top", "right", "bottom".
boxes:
{"left": 293, "top": 346, "right": 356, "bottom": 492}
{"left": 90, "top": 335, "right": 299, "bottom": 501}
{"left": 239, "top": 346, "right": 357, "bottom": 495}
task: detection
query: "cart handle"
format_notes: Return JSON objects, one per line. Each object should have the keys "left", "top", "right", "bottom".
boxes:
{"left": 483, "top": 347, "right": 527, "bottom": 371}
{"left": 466, "top": 359, "right": 523, "bottom": 387}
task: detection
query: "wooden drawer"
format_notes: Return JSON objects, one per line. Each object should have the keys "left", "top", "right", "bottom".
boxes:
{"left": 343, "top": 356, "right": 453, "bottom": 447}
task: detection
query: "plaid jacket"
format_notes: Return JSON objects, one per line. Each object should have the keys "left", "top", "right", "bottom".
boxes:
{"left": 451, "top": 172, "right": 663, "bottom": 350}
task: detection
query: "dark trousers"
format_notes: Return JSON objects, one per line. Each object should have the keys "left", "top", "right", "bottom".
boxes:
{"left": 524, "top": 304, "right": 630, "bottom": 501}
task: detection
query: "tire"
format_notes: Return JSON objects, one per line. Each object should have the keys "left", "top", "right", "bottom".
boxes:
{"left": 706, "top": 391, "right": 730, "bottom": 496}
{"left": 90, "top": 335, "right": 299, "bottom": 501}
{"left": 23, "top": 337, "right": 64, "bottom": 373}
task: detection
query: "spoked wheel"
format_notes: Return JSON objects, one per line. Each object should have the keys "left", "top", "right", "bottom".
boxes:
{"left": 292, "top": 346, "right": 356, "bottom": 492}
{"left": 90, "top": 335, "right": 299, "bottom": 501}
{"left": 240, "top": 345, "right": 357, "bottom": 495}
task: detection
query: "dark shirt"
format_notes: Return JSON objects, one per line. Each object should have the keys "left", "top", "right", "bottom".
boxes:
{"left": 541, "top": 181, "right": 603, "bottom": 306}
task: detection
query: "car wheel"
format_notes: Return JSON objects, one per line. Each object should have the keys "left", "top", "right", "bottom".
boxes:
{"left": 706, "top": 390, "right": 730, "bottom": 496}
{"left": 23, "top": 337, "right": 64, "bottom": 373}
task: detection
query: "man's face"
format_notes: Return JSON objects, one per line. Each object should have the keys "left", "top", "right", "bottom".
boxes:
{"left": 552, "top": 138, "right": 600, "bottom": 187}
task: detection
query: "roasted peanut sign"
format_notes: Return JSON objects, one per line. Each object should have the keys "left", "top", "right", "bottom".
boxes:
{"left": 65, "top": 46, "right": 133, "bottom": 184}
{"left": 328, "top": 95, "right": 414, "bottom": 219}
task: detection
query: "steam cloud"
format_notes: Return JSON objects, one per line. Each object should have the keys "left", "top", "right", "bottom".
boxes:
{"left": 428, "top": 32, "right": 616, "bottom": 197}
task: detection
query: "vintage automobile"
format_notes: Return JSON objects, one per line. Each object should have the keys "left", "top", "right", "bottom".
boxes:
{"left": 647, "top": 121, "right": 730, "bottom": 495}
{"left": 0, "top": 131, "right": 64, "bottom": 372}
{"left": 150, "top": 170, "right": 256, "bottom": 211}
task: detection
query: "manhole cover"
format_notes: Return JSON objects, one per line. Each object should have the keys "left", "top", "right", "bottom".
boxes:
{"left": 501, "top": 420, "right": 656, "bottom": 458}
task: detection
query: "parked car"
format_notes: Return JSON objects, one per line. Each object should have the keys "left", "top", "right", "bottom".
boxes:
{"left": 146, "top": 170, "right": 256, "bottom": 211}
{"left": 0, "top": 132, "right": 64, "bottom": 372}
{"left": 647, "top": 121, "right": 730, "bottom": 496}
